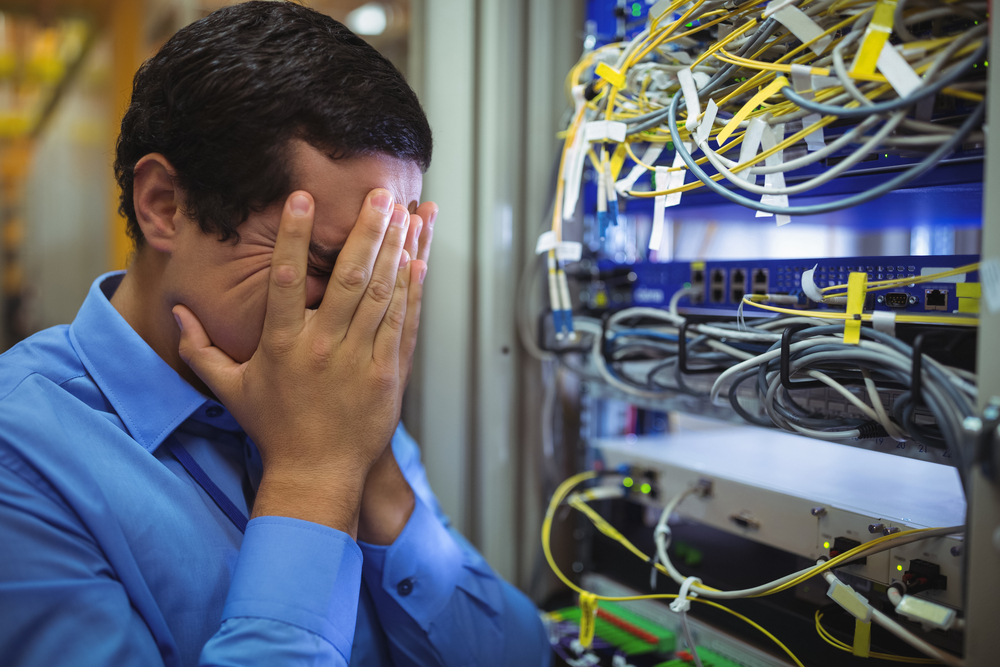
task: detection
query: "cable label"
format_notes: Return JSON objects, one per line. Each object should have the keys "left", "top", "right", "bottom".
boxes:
{"left": 677, "top": 68, "right": 702, "bottom": 132}
{"left": 771, "top": 5, "right": 833, "bottom": 56}
{"left": 876, "top": 43, "right": 922, "bottom": 97}
{"left": 586, "top": 120, "right": 628, "bottom": 143}
{"left": 755, "top": 122, "right": 791, "bottom": 225}
{"left": 852, "top": 0, "right": 896, "bottom": 77}
{"left": 617, "top": 142, "right": 665, "bottom": 195}
{"left": 717, "top": 76, "right": 789, "bottom": 145}
{"left": 843, "top": 272, "right": 868, "bottom": 344}
{"left": 595, "top": 61, "right": 626, "bottom": 90}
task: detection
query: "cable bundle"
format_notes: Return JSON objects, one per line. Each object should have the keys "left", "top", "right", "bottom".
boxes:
{"left": 555, "top": 0, "right": 986, "bottom": 223}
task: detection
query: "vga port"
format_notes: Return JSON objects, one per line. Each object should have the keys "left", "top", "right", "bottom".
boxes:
{"left": 884, "top": 292, "right": 910, "bottom": 308}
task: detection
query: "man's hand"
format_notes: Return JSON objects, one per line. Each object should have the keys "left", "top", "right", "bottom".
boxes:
{"left": 174, "top": 189, "right": 425, "bottom": 538}
{"left": 357, "top": 202, "right": 436, "bottom": 545}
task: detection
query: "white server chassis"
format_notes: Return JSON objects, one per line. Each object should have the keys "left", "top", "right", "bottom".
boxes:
{"left": 595, "top": 424, "right": 966, "bottom": 609}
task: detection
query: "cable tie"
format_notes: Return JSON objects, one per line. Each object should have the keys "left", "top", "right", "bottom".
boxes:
{"left": 670, "top": 576, "right": 702, "bottom": 614}
{"left": 871, "top": 310, "right": 897, "bottom": 336}
{"left": 654, "top": 523, "right": 673, "bottom": 550}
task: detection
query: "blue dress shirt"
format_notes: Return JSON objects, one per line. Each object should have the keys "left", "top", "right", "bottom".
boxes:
{"left": 0, "top": 272, "right": 550, "bottom": 667}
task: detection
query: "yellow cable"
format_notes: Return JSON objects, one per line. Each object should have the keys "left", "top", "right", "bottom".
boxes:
{"left": 815, "top": 611, "right": 943, "bottom": 664}
{"left": 542, "top": 472, "right": 805, "bottom": 667}
{"left": 741, "top": 296, "right": 980, "bottom": 327}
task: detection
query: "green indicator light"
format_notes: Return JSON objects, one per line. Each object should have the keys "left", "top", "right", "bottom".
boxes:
{"left": 897, "top": 564, "right": 904, "bottom": 571}
{"left": 985, "top": 61, "right": 989, "bottom": 67}
{"left": 640, "top": 483, "right": 652, "bottom": 494}
{"left": 884, "top": 154, "right": 888, "bottom": 157}
{"left": 632, "top": 2, "right": 641, "bottom": 17}
{"left": 623, "top": 477, "right": 634, "bottom": 488}
{"left": 823, "top": 541, "right": 830, "bottom": 549}
{"left": 685, "top": 22, "right": 693, "bottom": 27}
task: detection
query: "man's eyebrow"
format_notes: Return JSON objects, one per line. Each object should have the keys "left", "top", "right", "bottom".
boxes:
{"left": 308, "top": 241, "right": 341, "bottom": 269}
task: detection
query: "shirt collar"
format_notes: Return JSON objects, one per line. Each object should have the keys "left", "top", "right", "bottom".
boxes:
{"left": 69, "top": 271, "right": 211, "bottom": 453}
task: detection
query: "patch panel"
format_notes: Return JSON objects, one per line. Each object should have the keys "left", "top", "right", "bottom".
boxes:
{"left": 587, "top": 254, "right": 979, "bottom": 315}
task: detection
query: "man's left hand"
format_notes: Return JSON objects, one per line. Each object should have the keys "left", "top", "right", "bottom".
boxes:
{"left": 357, "top": 201, "right": 437, "bottom": 545}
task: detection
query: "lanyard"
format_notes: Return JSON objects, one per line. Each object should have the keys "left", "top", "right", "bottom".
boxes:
{"left": 166, "top": 437, "right": 248, "bottom": 534}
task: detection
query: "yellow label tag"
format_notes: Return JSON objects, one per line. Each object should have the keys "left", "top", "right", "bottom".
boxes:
{"left": 853, "top": 619, "right": 872, "bottom": 658}
{"left": 596, "top": 62, "right": 626, "bottom": 90}
{"left": 843, "top": 272, "right": 867, "bottom": 344}
{"left": 957, "top": 282, "right": 981, "bottom": 298}
{"left": 578, "top": 592, "right": 599, "bottom": 648}
{"left": 852, "top": 0, "right": 896, "bottom": 76}
{"left": 959, "top": 297, "right": 980, "bottom": 313}
{"left": 716, "top": 76, "right": 789, "bottom": 145}
{"left": 610, "top": 142, "right": 628, "bottom": 181}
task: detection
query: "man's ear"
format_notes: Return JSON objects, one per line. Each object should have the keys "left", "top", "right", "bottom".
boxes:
{"left": 133, "top": 154, "right": 183, "bottom": 253}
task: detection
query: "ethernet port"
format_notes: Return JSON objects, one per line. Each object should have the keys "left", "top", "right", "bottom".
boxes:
{"left": 690, "top": 265, "right": 705, "bottom": 304}
{"left": 709, "top": 269, "right": 726, "bottom": 303}
{"left": 751, "top": 268, "right": 769, "bottom": 295}
{"left": 730, "top": 268, "right": 746, "bottom": 303}
{"left": 925, "top": 289, "right": 947, "bottom": 311}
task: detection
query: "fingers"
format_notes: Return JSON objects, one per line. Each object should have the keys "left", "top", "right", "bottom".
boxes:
{"left": 397, "top": 259, "right": 427, "bottom": 388}
{"left": 263, "top": 192, "right": 314, "bottom": 343}
{"left": 317, "top": 189, "right": 395, "bottom": 339}
{"left": 414, "top": 202, "right": 437, "bottom": 264}
{"left": 174, "top": 305, "right": 241, "bottom": 403}
{"left": 373, "top": 253, "right": 414, "bottom": 367}
{"left": 344, "top": 204, "right": 410, "bottom": 343}
{"left": 404, "top": 214, "right": 422, "bottom": 264}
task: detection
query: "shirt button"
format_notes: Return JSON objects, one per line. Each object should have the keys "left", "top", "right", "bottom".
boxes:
{"left": 206, "top": 406, "right": 224, "bottom": 418}
{"left": 397, "top": 578, "right": 414, "bottom": 597}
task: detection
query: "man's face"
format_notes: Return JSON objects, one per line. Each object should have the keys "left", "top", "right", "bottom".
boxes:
{"left": 166, "top": 141, "right": 423, "bottom": 363}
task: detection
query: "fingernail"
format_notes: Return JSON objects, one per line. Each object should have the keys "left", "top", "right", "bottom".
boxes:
{"left": 428, "top": 209, "right": 438, "bottom": 228}
{"left": 400, "top": 249, "right": 411, "bottom": 268}
{"left": 419, "top": 266, "right": 427, "bottom": 284}
{"left": 412, "top": 221, "right": 422, "bottom": 241}
{"left": 390, "top": 207, "right": 408, "bottom": 228}
{"left": 173, "top": 310, "right": 184, "bottom": 332}
{"left": 371, "top": 191, "right": 393, "bottom": 214}
{"left": 290, "top": 193, "right": 310, "bottom": 216}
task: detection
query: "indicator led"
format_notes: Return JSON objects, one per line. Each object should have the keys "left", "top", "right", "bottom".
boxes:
{"left": 640, "top": 483, "right": 652, "bottom": 494}
{"left": 632, "top": 2, "right": 641, "bottom": 17}
{"left": 623, "top": 477, "right": 634, "bottom": 488}
{"left": 897, "top": 564, "right": 904, "bottom": 571}
{"left": 823, "top": 541, "right": 830, "bottom": 549}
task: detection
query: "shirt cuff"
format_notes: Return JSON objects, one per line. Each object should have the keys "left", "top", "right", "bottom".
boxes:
{"left": 223, "top": 517, "right": 362, "bottom": 661}
{"left": 359, "top": 496, "right": 464, "bottom": 629}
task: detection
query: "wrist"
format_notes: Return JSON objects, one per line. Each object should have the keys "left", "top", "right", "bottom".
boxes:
{"left": 252, "top": 466, "right": 367, "bottom": 538}
{"left": 357, "top": 449, "right": 415, "bottom": 545}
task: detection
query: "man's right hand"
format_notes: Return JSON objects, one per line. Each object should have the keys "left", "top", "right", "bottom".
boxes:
{"left": 174, "top": 189, "right": 422, "bottom": 538}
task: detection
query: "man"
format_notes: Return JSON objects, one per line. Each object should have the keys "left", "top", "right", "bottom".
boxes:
{"left": 0, "top": 3, "right": 549, "bottom": 666}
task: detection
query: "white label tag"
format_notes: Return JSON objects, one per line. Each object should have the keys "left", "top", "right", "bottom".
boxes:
{"left": 616, "top": 142, "right": 665, "bottom": 195}
{"left": 677, "top": 68, "right": 702, "bottom": 132}
{"left": 695, "top": 99, "right": 719, "bottom": 146}
{"left": 773, "top": 5, "right": 832, "bottom": 56}
{"left": 877, "top": 42, "right": 923, "bottom": 97}
{"left": 555, "top": 241, "right": 582, "bottom": 262}
{"left": 535, "top": 230, "right": 557, "bottom": 254}
{"left": 585, "top": 120, "right": 628, "bottom": 143}
{"left": 651, "top": 166, "right": 669, "bottom": 250}
{"left": 756, "top": 123, "right": 790, "bottom": 225}
{"left": 736, "top": 117, "right": 767, "bottom": 184}
{"left": 802, "top": 113, "right": 825, "bottom": 151}
{"left": 664, "top": 143, "right": 691, "bottom": 207}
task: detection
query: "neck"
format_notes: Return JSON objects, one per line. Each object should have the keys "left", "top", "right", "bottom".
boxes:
{"left": 110, "top": 245, "right": 212, "bottom": 397}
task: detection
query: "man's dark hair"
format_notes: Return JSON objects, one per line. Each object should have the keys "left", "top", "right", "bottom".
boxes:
{"left": 115, "top": 0, "right": 432, "bottom": 244}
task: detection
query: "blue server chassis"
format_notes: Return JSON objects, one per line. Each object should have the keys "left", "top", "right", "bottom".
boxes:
{"left": 597, "top": 254, "right": 979, "bottom": 313}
